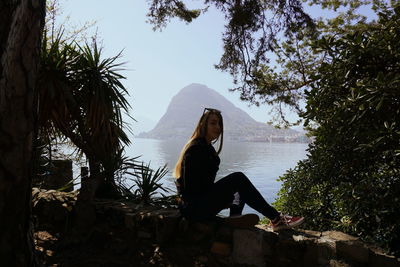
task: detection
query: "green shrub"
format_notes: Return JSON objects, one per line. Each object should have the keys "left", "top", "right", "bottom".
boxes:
{"left": 275, "top": 4, "right": 400, "bottom": 254}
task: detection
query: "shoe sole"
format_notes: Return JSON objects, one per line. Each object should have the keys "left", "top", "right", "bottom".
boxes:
{"left": 224, "top": 214, "right": 260, "bottom": 228}
{"left": 272, "top": 217, "right": 305, "bottom": 231}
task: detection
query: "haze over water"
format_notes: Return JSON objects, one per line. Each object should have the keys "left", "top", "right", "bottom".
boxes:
{"left": 126, "top": 138, "right": 309, "bottom": 217}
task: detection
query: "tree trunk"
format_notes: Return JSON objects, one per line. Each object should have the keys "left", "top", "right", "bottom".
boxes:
{"left": 80, "top": 157, "right": 102, "bottom": 203}
{"left": 0, "top": 0, "right": 45, "bottom": 266}
{"left": 73, "top": 157, "right": 100, "bottom": 235}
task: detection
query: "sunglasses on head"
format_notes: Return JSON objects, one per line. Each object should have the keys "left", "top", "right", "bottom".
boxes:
{"left": 203, "top": 108, "right": 221, "bottom": 115}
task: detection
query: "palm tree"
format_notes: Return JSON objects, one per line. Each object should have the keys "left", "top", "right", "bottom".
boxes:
{"left": 36, "top": 33, "right": 132, "bottom": 201}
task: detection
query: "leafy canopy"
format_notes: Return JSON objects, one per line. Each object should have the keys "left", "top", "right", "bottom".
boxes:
{"left": 275, "top": 3, "right": 400, "bottom": 254}
{"left": 147, "top": 0, "right": 315, "bottom": 125}
{"left": 146, "top": 0, "right": 390, "bottom": 126}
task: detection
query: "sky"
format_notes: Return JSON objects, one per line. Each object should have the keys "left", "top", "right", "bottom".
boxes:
{"left": 59, "top": 0, "right": 377, "bottom": 135}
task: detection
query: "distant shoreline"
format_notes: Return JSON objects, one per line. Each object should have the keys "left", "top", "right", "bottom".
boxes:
{"left": 133, "top": 135, "right": 311, "bottom": 144}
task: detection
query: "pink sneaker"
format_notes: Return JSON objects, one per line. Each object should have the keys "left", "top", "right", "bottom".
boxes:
{"left": 271, "top": 214, "right": 304, "bottom": 231}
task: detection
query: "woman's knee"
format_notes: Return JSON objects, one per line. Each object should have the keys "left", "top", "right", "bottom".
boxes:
{"left": 230, "top": 172, "right": 250, "bottom": 184}
{"left": 232, "top": 172, "right": 247, "bottom": 179}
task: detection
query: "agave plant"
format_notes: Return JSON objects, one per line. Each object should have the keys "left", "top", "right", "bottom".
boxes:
{"left": 36, "top": 31, "right": 132, "bottom": 199}
{"left": 108, "top": 148, "right": 142, "bottom": 200}
{"left": 131, "top": 162, "right": 170, "bottom": 204}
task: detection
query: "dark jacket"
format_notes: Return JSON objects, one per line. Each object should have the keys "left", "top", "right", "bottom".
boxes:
{"left": 177, "top": 137, "right": 220, "bottom": 201}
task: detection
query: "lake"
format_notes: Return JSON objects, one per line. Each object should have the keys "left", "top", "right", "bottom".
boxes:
{"left": 124, "top": 138, "right": 309, "bottom": 216}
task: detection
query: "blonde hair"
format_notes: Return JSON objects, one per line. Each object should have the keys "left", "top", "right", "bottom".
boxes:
{"left": 173, "top": 110, "right": 224, "bottom": 178}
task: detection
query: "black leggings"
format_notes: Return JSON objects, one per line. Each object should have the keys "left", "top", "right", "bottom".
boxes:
{"left": 182, "top": 172, "right": 280, "bottom": 221}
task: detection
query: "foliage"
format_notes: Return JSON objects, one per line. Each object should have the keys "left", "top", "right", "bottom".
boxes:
{"left": 131, "top": 162, "right": 170, "bottom": 204}
{"left": 259, "top": 216, "right": 271, "bottom": 225}
{"left": 275, "top": 4, "right": 400, "bottom": 254}
{"left": 38, "top": 33, "right": 131, "bottom": 155}
{"left": 112, "top": 150, "right": 142, "bottom": 198}
{"left": 147, "top": 0, "right": 315, "bottom": 125}
{"left": 147, "top": 0, "right": 203, "bottom": 28}
{"left": 147, "top": 0, "right": 394, "bottom": 125}
{"left": 36, "top": 30, "right": 132, "bottom": 197}
{"left": 45, "top": 0, "right": 97, "bottom": 43}
{"left": 116, "top": 159, "right": 171, "bottom": 204}
{"left": 36, "top": 0, "right": 137, "bottom": 198}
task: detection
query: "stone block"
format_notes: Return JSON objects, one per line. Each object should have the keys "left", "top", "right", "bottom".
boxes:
{"left": 153, "top": 210, "right": 181, "bottom": 244}
{"left": 275, "top": 238, "right": 307, "bottom": 266}
{"left": 302, "top": 240, "right": 322, "bottom": 266}
{"left": 32, "top": 188, "right": 77, "bottom": 231}
{"left": 137, "top": 230, "right": 152, "bottom": 239}
{"left": 178, "top": 217, "right": 189, "bottom": 232}
{"left": 369, "top": 249, "right": 400, "bottom": 267}
{"left": 232, "top": 228, "right": 267, "bottom": 267}
{"left": 315, "top": 240, "right": 337, "bottom": 265}
{"left": 186, "top": 221, "right": 217, "bottom": 242}
{"left": 322, "top": 231, "right": 358, "bottom": 241}
{"left": 259, "top": 227, "right": 279, "bottom": 244}
{"left": 124, "top": 213, "right": 136, "bottom": 229}
{"left": 262, "top": 231, "right": 279, "bottom": 257}
{"left": 290, "top": 231, "right": 335, "bottom": 265}
{"left": 256, "top": 225, "right": 279, "bottom": 256}
{"left": 329, "top": 259, "right": 352, "bottom": 267}
{"left": 210, "top": 241, "right": 231, "bottom": 256}
{"left": 336, "top": 239, "right": 369, "bottom": 265}
{"left": 214, "top": 225, "right": 232, "bottom": 243}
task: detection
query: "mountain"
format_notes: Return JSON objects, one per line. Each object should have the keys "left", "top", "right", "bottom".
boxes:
{"left": 138, "top": 83, "right": 307, "bottom": 142}
{"left": 133, "top": 115, "right": 157, "bottom": 134}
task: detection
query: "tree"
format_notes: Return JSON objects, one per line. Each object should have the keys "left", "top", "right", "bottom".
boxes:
{"left": 147, "top": 0, "right": 400, "bottom": 254}
{"left": 0, "top": 0, "right": 46, "bottom": 266}
{"left": 146, "top": 0, "right": 380, "bottom": 125}
{"left": 147, "top": 0, "right": 315, "bottom": 124}
{"left": 37, "top": 36, "right": 132, "bottom": 201}
{"left": 37, "top": 0, "right": 132, "bottom": 201}
{"left": 275, "top": 3, "right": 400, "bottom": 253}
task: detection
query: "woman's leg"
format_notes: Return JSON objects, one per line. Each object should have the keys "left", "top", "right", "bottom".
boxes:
{"left": 182, "top": 191, "right": 234, "bottom": 221}
{"left": 229, "top": 192, "right": 244, "bottom": 216}
{"left": 213, "top": 172, "right": 280, "bottom": 220}
{"left": 182, "top": 172, "right": 280, "bottom": 221}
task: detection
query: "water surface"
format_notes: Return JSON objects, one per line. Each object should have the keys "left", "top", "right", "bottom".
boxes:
{"left": 125, "top": 138, "right": 308, "bottom": 216}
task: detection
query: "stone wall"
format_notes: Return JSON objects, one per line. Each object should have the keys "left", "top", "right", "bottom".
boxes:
{"left": 122, "top": 208, "right": 399, "bottom": 267}
{"left": 32, "top": 187, "right": 77, "bottom": 232}
{"left": 32, "top": 189, "right": 400, "bottom": 267}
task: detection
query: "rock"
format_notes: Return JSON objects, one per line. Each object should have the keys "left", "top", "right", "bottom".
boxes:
{"left": 186, "top": 221, "right": 217, "bottom": 243}
{"left": 369, "top": 247, "right": 400, "bottom": 267}
{"left": 32, "top": 188, "right": 77, "bottom": 232}
{"left": 124, "top": 213, "right": 136, "bottom": 229}
{"left": 153, "top": 209, "right": 181, "bottom": 244}
{"left": 322, "top": 231, "right": 358, "bottom": 242}
{"left": 210, "top": 241, "right": 231, "bottom": 256}
{"left": 32, "top": 189, "right": 400, "bottom": 266}
{"left": 329, "top": 259, "right": 352, "bottom": 267}
{"left": 137, "top": 230, "right": 152, "bottom": 239}
{"left": 274, "top": 234, "right": 307, "bottom": 266}
{"left": 336, "top": 239, "right": 369, "bottom": 265}
{"left": 124, "top": 208, "right": 181, "bottom": 244}
{"left": 232, "top": 228, "right": 267, "bottom": 267}
{"left": 214, "top": 225, "right": 232, "bottom": 243}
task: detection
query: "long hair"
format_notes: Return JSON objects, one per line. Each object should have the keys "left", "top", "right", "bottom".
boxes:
{"left": 173, "top": 109, "right": 224, "bottom": 178}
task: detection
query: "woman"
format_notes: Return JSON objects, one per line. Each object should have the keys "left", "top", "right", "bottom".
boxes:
{"left": 174, "top": 108, "right": 304, "bottom": 230}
